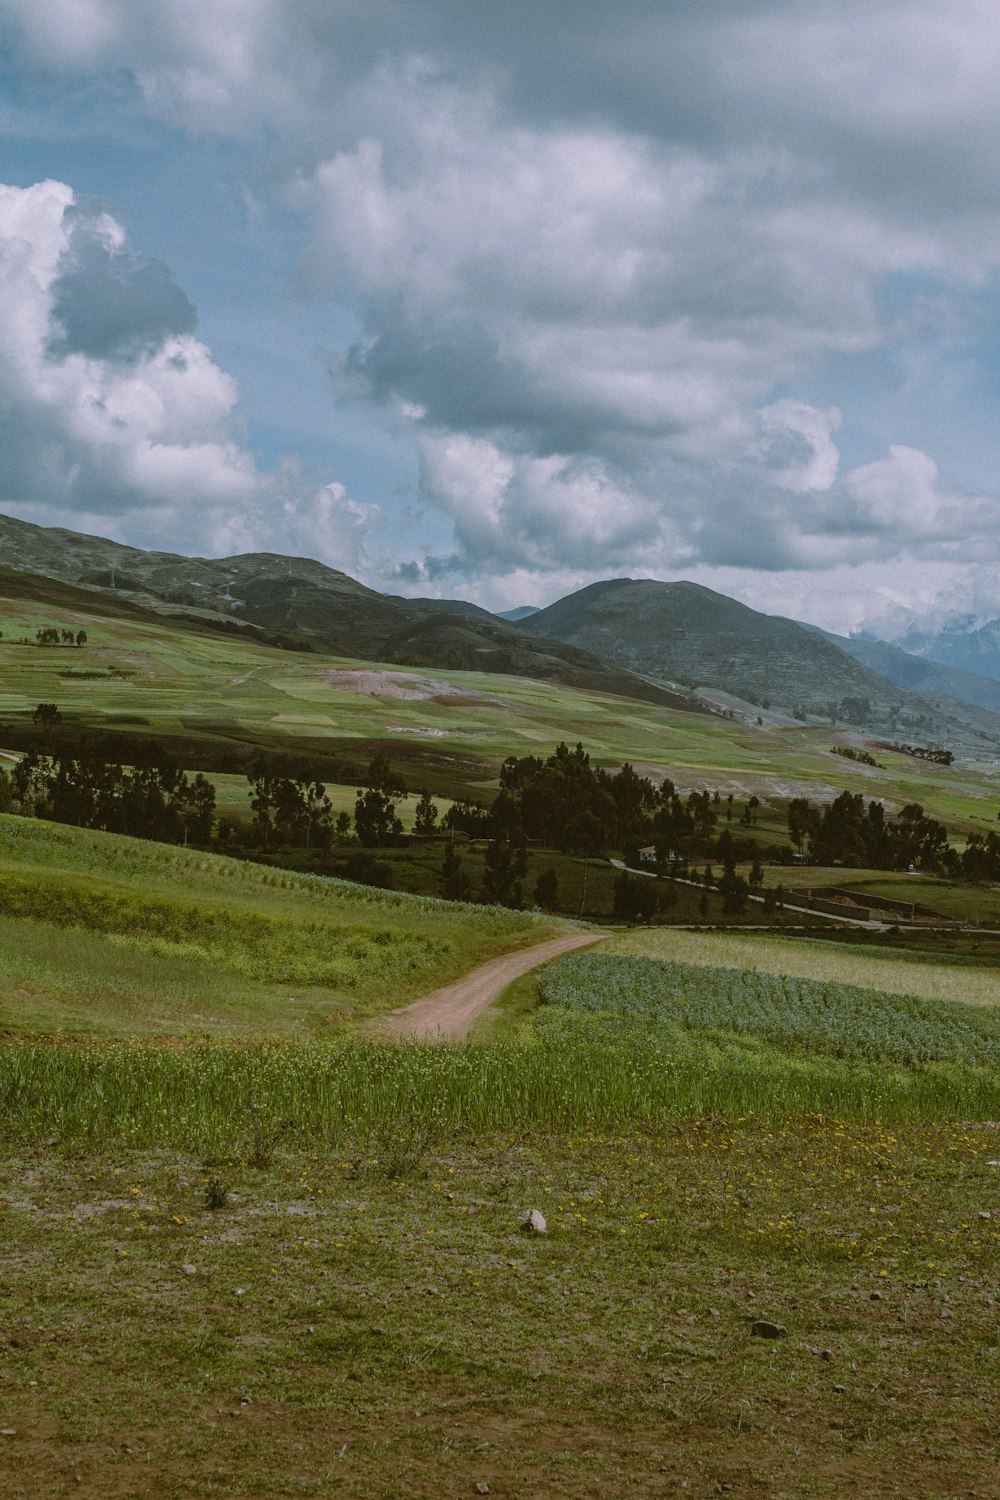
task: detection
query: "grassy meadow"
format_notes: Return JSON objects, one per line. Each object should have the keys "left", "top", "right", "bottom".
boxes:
{"left": 5, "top": 593, "right": 1000, "bottom": 1494}
{"left": 0, "top": 817, "right": 551, "bottom": 1039}
{"left": 5, "top": 581, "right": 1000, "bottom": 830}
{"left": 2, "top": 1124, "right": 998, "bottom": 1497}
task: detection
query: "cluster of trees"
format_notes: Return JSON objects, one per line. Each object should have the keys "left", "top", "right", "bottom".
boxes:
{"left": 238, "top": 755, "right": 448, "bottom": 858}
{"left": 495, "top": 743, "right": 724, "bottom": 864}
{"left": 787, "top": 792, "right": 952, "bottom": 872}
{"left": 33, "top": 628, "right": 87, "bottom": 647}
{"left": 242, "top": 754, "right": 425, "bottom": 853}
{"left": 0, "top": 753, "right": 215, "bottom": 844}
{"left": 898, "top": 745, "right": 954, "bottom": 766}
{"left": 246, "top": 769, "right": 337, "bottom": 850}
{"left": 831, "top": 746, "right": 882, "bottom": 768}
{"left": 787, "top": 787, "right": 1000, "bottom": 880}
{"left": 959, "top": 833, "right": 1000, "bottom": 882}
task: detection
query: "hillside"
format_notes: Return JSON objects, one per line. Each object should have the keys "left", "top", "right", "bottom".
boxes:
{"left": 808, "top": 626, "right": 1000, "bottom": 713}
{"left": 0, "top": 513, "right": 690, "bottom": 711}
{"left": 522, "top": 578, "right": 1000, "bottom": 748}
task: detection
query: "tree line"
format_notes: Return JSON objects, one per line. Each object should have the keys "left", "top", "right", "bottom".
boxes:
{"left": 0, "top": 753, "right": 215, "bottom": 844}
{"left": 784, "top": 791, "right": 1000, "bottom": 878}
{"left": 33, "top": 627, "right": 88, "bottom": 647}
{"left": 4, "top": 727, "right": 1000, "bottom": 908}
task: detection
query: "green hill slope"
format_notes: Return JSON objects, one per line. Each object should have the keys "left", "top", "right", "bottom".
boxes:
{"left": 522, "top": 578, "right": 1000, "bottom": 747}
{"left": 0, "top": 816, "right": 547, "bottom": 1038}
{"left": 0, "top": 512, "right": 690, "bottom": 710}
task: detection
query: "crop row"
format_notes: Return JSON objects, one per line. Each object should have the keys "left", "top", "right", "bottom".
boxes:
{"left": 538, "top": 952, "right": 1000, "bottom": 1067}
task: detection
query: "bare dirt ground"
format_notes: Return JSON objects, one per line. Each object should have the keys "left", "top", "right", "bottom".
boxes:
{"left": 321, "top": 667, "right": 500, "bottom": 704}
{"left": 380, "top": 930, "right": 607, "bottom": 1040}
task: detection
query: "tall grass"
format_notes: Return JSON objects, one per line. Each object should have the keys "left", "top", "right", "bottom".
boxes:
{"left": 0, "top": 814, "right": 555, "bottom": 1036}
{"left": 0, "top": 874, "right": 453, "bottom": 987}
{"left": 2, "top": 1030, "right": 997, "bottom": 1152}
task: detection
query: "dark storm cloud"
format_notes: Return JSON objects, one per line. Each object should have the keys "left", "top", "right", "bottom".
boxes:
{"left": 46, "top": 207, "right": 198, "bottom": 362}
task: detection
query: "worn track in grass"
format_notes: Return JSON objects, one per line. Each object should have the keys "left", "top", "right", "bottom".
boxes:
{"left": 380, "top": 930, "right": 607, "bottom": 1040}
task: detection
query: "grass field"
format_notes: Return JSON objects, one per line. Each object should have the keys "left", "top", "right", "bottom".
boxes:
{"left": 5, "top": 582, "right": 1000, "bottom": 832}
{"left": 770, "top": 865, "right": 1000, "bottom": 926}
{"left": 1, "top": 1124, "right": 998, "bottom": 1498}
{"left": 0, "top": 817, "right": 551, "bottom": 1039}
{"left": 5, "top": 573, "right": 1000, "bottom": 1496}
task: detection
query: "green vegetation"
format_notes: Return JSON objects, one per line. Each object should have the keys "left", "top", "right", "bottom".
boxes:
{"left": 537, "top": 951, "right": 1000, "bottom": 1067}
{"left": 5, "top": 546, "right": 1000, "bottom": 1498}
{"left": 5, "top": 575, "right": 1000, "bottom": 843}
{"left": 608, "top": 924, "right": 1000, "bottom": 1007}
{"left": 831, "top": 744, "right": 882, "bottom": 767}
{"left": 3, "top": 1125, "right": 997, "bottom": 1497}
{"left": 0, "top": 817, "right": 548, "bottom": 1038}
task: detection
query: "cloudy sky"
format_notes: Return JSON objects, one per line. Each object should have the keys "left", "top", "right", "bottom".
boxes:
{"left": 0, "top": 1, "right": 998, "bottom": 634}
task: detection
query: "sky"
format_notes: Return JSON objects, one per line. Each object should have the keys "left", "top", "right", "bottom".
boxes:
{"left": 0, "top": 0, "right": 998, "bottom": 637}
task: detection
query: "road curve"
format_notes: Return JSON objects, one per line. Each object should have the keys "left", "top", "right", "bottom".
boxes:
{"left": 380, "top": 930, "right": 607, "bottom": 1041}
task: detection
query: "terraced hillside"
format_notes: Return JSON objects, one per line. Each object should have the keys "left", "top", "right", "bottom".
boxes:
{"left": 4, "top": 569, "right": 1000, "bottom": 833}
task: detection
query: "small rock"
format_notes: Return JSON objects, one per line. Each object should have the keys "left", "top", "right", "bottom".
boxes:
{"left": 833, "top": 1383, "right": 845, "bottom": 1394}
{"left": 986, "top": 1160, "right": 1000, "bottom": 1167}
{"left": 820, "top": 1349, "right": 833, "bottom": 1362}
{"left": 474, "top": 1485, "right": 491, "bottom": 1496}
{"left": 181, "top": 1264, "right": 197, "bottom": 1276}
{"left": 306, "top": 1325, "right": 316, "bottom": 1335}
{"left": 978, "top": 1211, "right": 992, "bottom": 1220}
{"left": 522, "top": 1209, "right": 547, "bottom": 1234}
{"left": 708, "top": 1307, "right": 720, "bottom": 1318}
{"left": 870, "top": 1291, "right": 883, "bottom": 1302}
{"left": 750, "top": 1320, "right": 787, "bottom": 1339}
{"left": 1, "top": 1430, "right": 15, "bottom": 1438}
{"left": 234, "top": 1287, "right": 246, "bottom": 1297}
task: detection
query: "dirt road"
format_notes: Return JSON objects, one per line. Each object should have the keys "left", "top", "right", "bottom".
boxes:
{"left": 380, "top": 930, "right": 607, "bottom": 1041}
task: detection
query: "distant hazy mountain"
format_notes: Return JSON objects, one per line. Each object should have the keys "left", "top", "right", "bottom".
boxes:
{"left": 497, "top": 606, "right": 541, "bottom": 622}
{"left": 0, "top": 513, "right": 691, "bottom": 710}
{"left": 520, "top": 577, "right": 1000, "bottom": 746}
{"left": 803, "top": 625, "right": 1000, "bottom": 713}
{"left": 868, "top": 617, "right": 1000, "bottom": 685}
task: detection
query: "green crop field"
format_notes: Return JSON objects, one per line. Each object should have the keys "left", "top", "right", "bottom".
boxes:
{"left": 0, "top": 817, "right": 551, "bottom": 1039}
{"left": 5, "top": 590, "right": 1000, "bottom": 1498}
{"left": 606, "top": 925, "right": 1000, "bottom": 1006}
{"left": 537, "top": 951, "right": 1000, "bottom": 1067}
{"left": 5, "top": 581, "right": 1000, "bottom": 832}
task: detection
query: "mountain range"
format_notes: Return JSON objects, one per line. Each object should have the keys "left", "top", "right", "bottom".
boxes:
{"left": 3, "top": 510, "right": 1000, "bottom": 752}
{"left": 866, "top": 617, "right": 1000, "bottom": 685}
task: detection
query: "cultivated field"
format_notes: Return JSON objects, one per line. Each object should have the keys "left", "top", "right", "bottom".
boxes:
{"left": 4, "top": 583, "right": 1000, "bottom": 830}
{"left": 5, "top": 582, "right": 1000, "bottom": 1496}
{"left": 607, "top": 925, "right": 1000, "bottom": 1007}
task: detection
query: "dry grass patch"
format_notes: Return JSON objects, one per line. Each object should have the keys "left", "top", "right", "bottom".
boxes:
{"left": 1, "top": 1121, "right": 998, "bottom": 1497}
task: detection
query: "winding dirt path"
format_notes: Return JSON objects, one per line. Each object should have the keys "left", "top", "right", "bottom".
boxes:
{"left": 380, "top": 930, "right": 607, "bottom": 1041}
